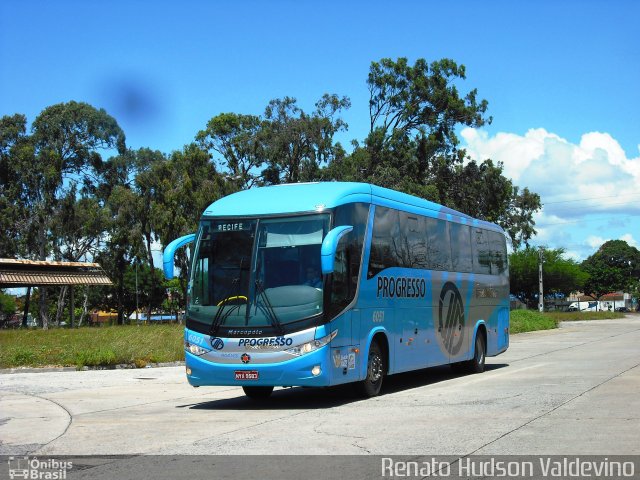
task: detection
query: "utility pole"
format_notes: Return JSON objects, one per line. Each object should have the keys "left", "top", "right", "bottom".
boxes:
{"left": 538, "top": 248, "right": 544, "bottom": 312}
{"left": 135, "top": 263, "right": 139, "bottom": 323}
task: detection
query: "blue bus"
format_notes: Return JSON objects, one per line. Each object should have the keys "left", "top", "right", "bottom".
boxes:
{"left": 163, "top": 182, "right": 509, "bottom": 399}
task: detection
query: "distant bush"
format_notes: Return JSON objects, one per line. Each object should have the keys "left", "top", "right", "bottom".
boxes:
{"left": 510, "top": 310, "right": 558, "bottom": 334}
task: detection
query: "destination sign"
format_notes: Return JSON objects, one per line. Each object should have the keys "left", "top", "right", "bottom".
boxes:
{"left": 215, "top": 222, "right": 250, "bottom": 232}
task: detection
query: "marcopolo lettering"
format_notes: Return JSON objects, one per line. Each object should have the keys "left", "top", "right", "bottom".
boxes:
{"left": 238, "top": 337, "right": 294, "bottom": 348}
{"left": 376, "top": 276, "right": 426, "bottom": 299}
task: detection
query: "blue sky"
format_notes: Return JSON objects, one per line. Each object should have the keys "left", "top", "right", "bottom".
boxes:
{"left": 1, "top": 0, "right": 638, "bottom": 260}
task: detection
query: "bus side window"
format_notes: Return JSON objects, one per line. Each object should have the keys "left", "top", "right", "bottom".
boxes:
{"left": 401, "top": 213, "right": 428, "bottom": 269}
{"left": 328, "top": 203, "right": 368, "bottom": 318}
{"left": 368, "top": 206, "right": 400, "bottom": 278}
{"left": 472, "top": 228, "right": 492, "bottom": 275}
{"left": 449, "top": 223, "right": 473, "bottom": 273}
{"left": 488, "top": 230, "right": 508, "bottom": 274}
{"left": 425, "top": 217, "right": 452, "bottom": 271}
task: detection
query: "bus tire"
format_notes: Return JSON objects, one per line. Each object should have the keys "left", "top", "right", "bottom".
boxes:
{"left": 356, "top": 341, "right": 385, "bottom": 398}
{"left": 467, "top": 332, "right": 486, "bottom": 374}
{"left": 242, "top": 386, "right": 274, "bottom": 399}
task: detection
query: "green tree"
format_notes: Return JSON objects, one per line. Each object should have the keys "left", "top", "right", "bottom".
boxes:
{"left": 325, "top": 57, "right": 541, "bottom": 247}
{"left": 198, "top": 95, "right": 350, "bottom": 187}
{"left": 0, "top": 104, "right": 126, "bottom": 328}
{"left": 0, "top": 114, "right": 38, "bottom": 258}
{"left": 510, "top": 247, "right": 588, "bottom": 308}
{"left": 582, "top": 240, "right": 640, "bottom": 304}
{"left": 261, "top": 94, "right": 350, "bottom": 184}
{"left": 196, "top": 113, "right": 265, "bottom": 189}
{"left": 152, "top": 143, "right": 228, "bottom": 309}
{"left": 96, "top": 149, "right": 142, "bottom": 325}
{"left": 367, "top": 57, "right": 490, "bottom": 146}
{"left": 0, "top": 291, "right": 17, "bottom": 316}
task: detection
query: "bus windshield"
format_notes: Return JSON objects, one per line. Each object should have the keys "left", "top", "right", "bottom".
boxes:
{"left": 188, "top": 214, "right": 330, "bottom": 332}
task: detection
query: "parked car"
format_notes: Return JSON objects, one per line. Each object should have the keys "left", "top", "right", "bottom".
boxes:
{"left": 615, "top": 307, "right": 629, "bottom": 312}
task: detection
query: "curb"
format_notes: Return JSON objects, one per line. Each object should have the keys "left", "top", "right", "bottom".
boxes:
{"left": 0, "top": 361, "right": 185, "bottom": 375}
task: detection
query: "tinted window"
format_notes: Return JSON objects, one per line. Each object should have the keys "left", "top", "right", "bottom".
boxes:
{"left": 400, "top": 213, "right": 428, "bottom": 269}
{"left": 472, "top": 228, "right": 493, "bottom": 274}
{"left": 425, "top": 217, "right": 452, "bottom": 271}
{"left": 449, "top": 222, "right": 473, "bottom": 273}
{"left": 328, "top": 203, "right": 369, "bottom": 318}
{"left": 487, "top": 230, "right": 507, "bottom": 274}
{"left": 368, "top": 206, "right": 400, "bottom": 278}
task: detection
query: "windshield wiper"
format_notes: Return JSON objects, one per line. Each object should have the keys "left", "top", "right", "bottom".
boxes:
{"left": 254, "top": 279, "right": 285, "bottom": 336}
{"left": 209, "top": 278, "right": 241, "bottom": 336}
{"left": 210, "top": 257, "right": 246, "bottom": 336}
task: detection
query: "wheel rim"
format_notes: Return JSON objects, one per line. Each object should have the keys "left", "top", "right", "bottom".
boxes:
{"left": 369, "top": 353, "right": 383, "bottom": 383}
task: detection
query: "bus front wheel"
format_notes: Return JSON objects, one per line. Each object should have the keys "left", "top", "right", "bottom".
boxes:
{"left": 356, "top": 341, "right": 385, "bottom": 398}
{"left": 242, "top": 386, "right": 274, "bottom": 399}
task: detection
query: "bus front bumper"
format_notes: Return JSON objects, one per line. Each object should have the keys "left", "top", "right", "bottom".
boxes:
{"left": 185, "top": 347, "right": 332, "bottom": 387}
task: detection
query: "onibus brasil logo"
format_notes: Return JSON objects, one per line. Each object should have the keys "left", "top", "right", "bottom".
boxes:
{"left": 8, "top": 456, "right": 72, "bottom": 479}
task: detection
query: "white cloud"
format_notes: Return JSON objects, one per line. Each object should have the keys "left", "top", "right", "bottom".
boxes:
{"left": 462, "top": 128, "right": 640, "bottom": 260}
{"left": 586, "top": 235, "right": 607, "bottom": 249}
{"left": 461, "top": 127, "right": 640, "bottom": 220}
{"left": 620, "top": 234, "right": 639, "bottom": 249}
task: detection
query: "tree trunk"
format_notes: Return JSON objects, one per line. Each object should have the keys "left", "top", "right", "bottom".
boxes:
{"left": 55, "top": 286, "right": 68, "bottom": 326}
{"left": 38, "top": 217, "right": 48, "bottom": 330}
{"left": 69, "top": 286, "right": 75, "bottom": 328}
{"left": 77, "top": 287, "right": 89, "bottom": 327}
{"left": 39, "top": 286, "right": 49, "bottom": 330}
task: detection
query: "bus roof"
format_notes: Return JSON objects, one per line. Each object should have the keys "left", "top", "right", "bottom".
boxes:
{"left": 203, "top": 182, "right": 503, "bottom": 232}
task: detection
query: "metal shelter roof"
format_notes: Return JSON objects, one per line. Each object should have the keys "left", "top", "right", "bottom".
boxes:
{"left": 0, "top": 259, "right": 112, "bottom": 287}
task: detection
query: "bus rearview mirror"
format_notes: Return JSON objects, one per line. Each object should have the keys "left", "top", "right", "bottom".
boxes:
{"left": 321, "top": 225, "right": 353, "bottom": 274}
{"left": 163, "top": 233, "right": 196, "bottom": 279}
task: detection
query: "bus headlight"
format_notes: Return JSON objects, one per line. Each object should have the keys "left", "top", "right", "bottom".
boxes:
{"left": 285, "top": 330, "right": 337, "bottom": 357}
{"left": 185, "top": 341, "right": 210, "bottom": 356}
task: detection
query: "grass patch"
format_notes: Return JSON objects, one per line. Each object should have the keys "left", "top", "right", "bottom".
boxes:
{"left": 510, "top": 309, "right": 626, "bottom": 334}
{"left": 544, "top": 311, "right": 625, "bottom": 322}
{"left": 510, "top": 310, "right": 558, "bottom": 334}
{"left": 0, "top": 324, "right": 184, "bottom": 369}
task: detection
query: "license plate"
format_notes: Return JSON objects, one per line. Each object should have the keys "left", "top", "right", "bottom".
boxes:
{"left": 235, "top": 370, "right": 259, "bottom": 380}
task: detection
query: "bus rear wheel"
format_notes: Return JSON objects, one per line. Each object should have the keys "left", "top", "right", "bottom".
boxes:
{"left": 242, "top": 386, "right": 274, "bottom": 399}
{"left": 467, "top": 333, "right": 486, "bottom": 373}
{"left": 356, "top": 341, "right": 385, "bottom": 398}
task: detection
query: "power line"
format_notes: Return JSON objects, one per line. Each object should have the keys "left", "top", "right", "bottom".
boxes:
{"left": 542, "top": 200, "right": 640, "bottom": 213}
{"left": 543, "top": 192, "right": 640, "bottom": 206}
{"left": 536, "top": 212, "right": 640, "bottom": 227}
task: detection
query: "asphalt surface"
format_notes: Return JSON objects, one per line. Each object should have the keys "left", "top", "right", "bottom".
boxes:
{"left": 1, "top": 316, "right": 639, "bottom": 456}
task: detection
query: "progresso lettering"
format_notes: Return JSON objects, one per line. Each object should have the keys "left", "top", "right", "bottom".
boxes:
{"left": 376, "top": 276, "right": 426, "bottom": 299}
{"left": 238, "top": 337, "right": 294, "bottom": 348}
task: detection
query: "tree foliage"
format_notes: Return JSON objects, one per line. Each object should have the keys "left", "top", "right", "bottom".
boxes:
{"left": 581, "top": 240, "right": 640, "bottom": 301}
{"left": 509, "top": 247, "right": 588, "bottom": 308}
{"left": 0, "top": 291, "right": 17, "bottom": 316}
{"left": 326, "top": 57, "right": 541, "bottom": 248}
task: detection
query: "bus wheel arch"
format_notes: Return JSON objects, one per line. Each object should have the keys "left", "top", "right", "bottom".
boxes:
{"left": 356, "top": 332, "right": 388, "bottom": 398}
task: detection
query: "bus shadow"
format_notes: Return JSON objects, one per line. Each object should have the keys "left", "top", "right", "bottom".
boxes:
{"left": 179, "top": 363, "right": 509, "bottom": 411}
{"left": 182, "top": 383, "right": 360, "bottom": 410}
{"left": 382, "top": 363, "right": 508, "bottom": 394}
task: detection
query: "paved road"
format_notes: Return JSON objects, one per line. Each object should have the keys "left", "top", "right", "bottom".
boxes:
{"left": 1, "top": 317, "right": 639, "bottom": 456}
